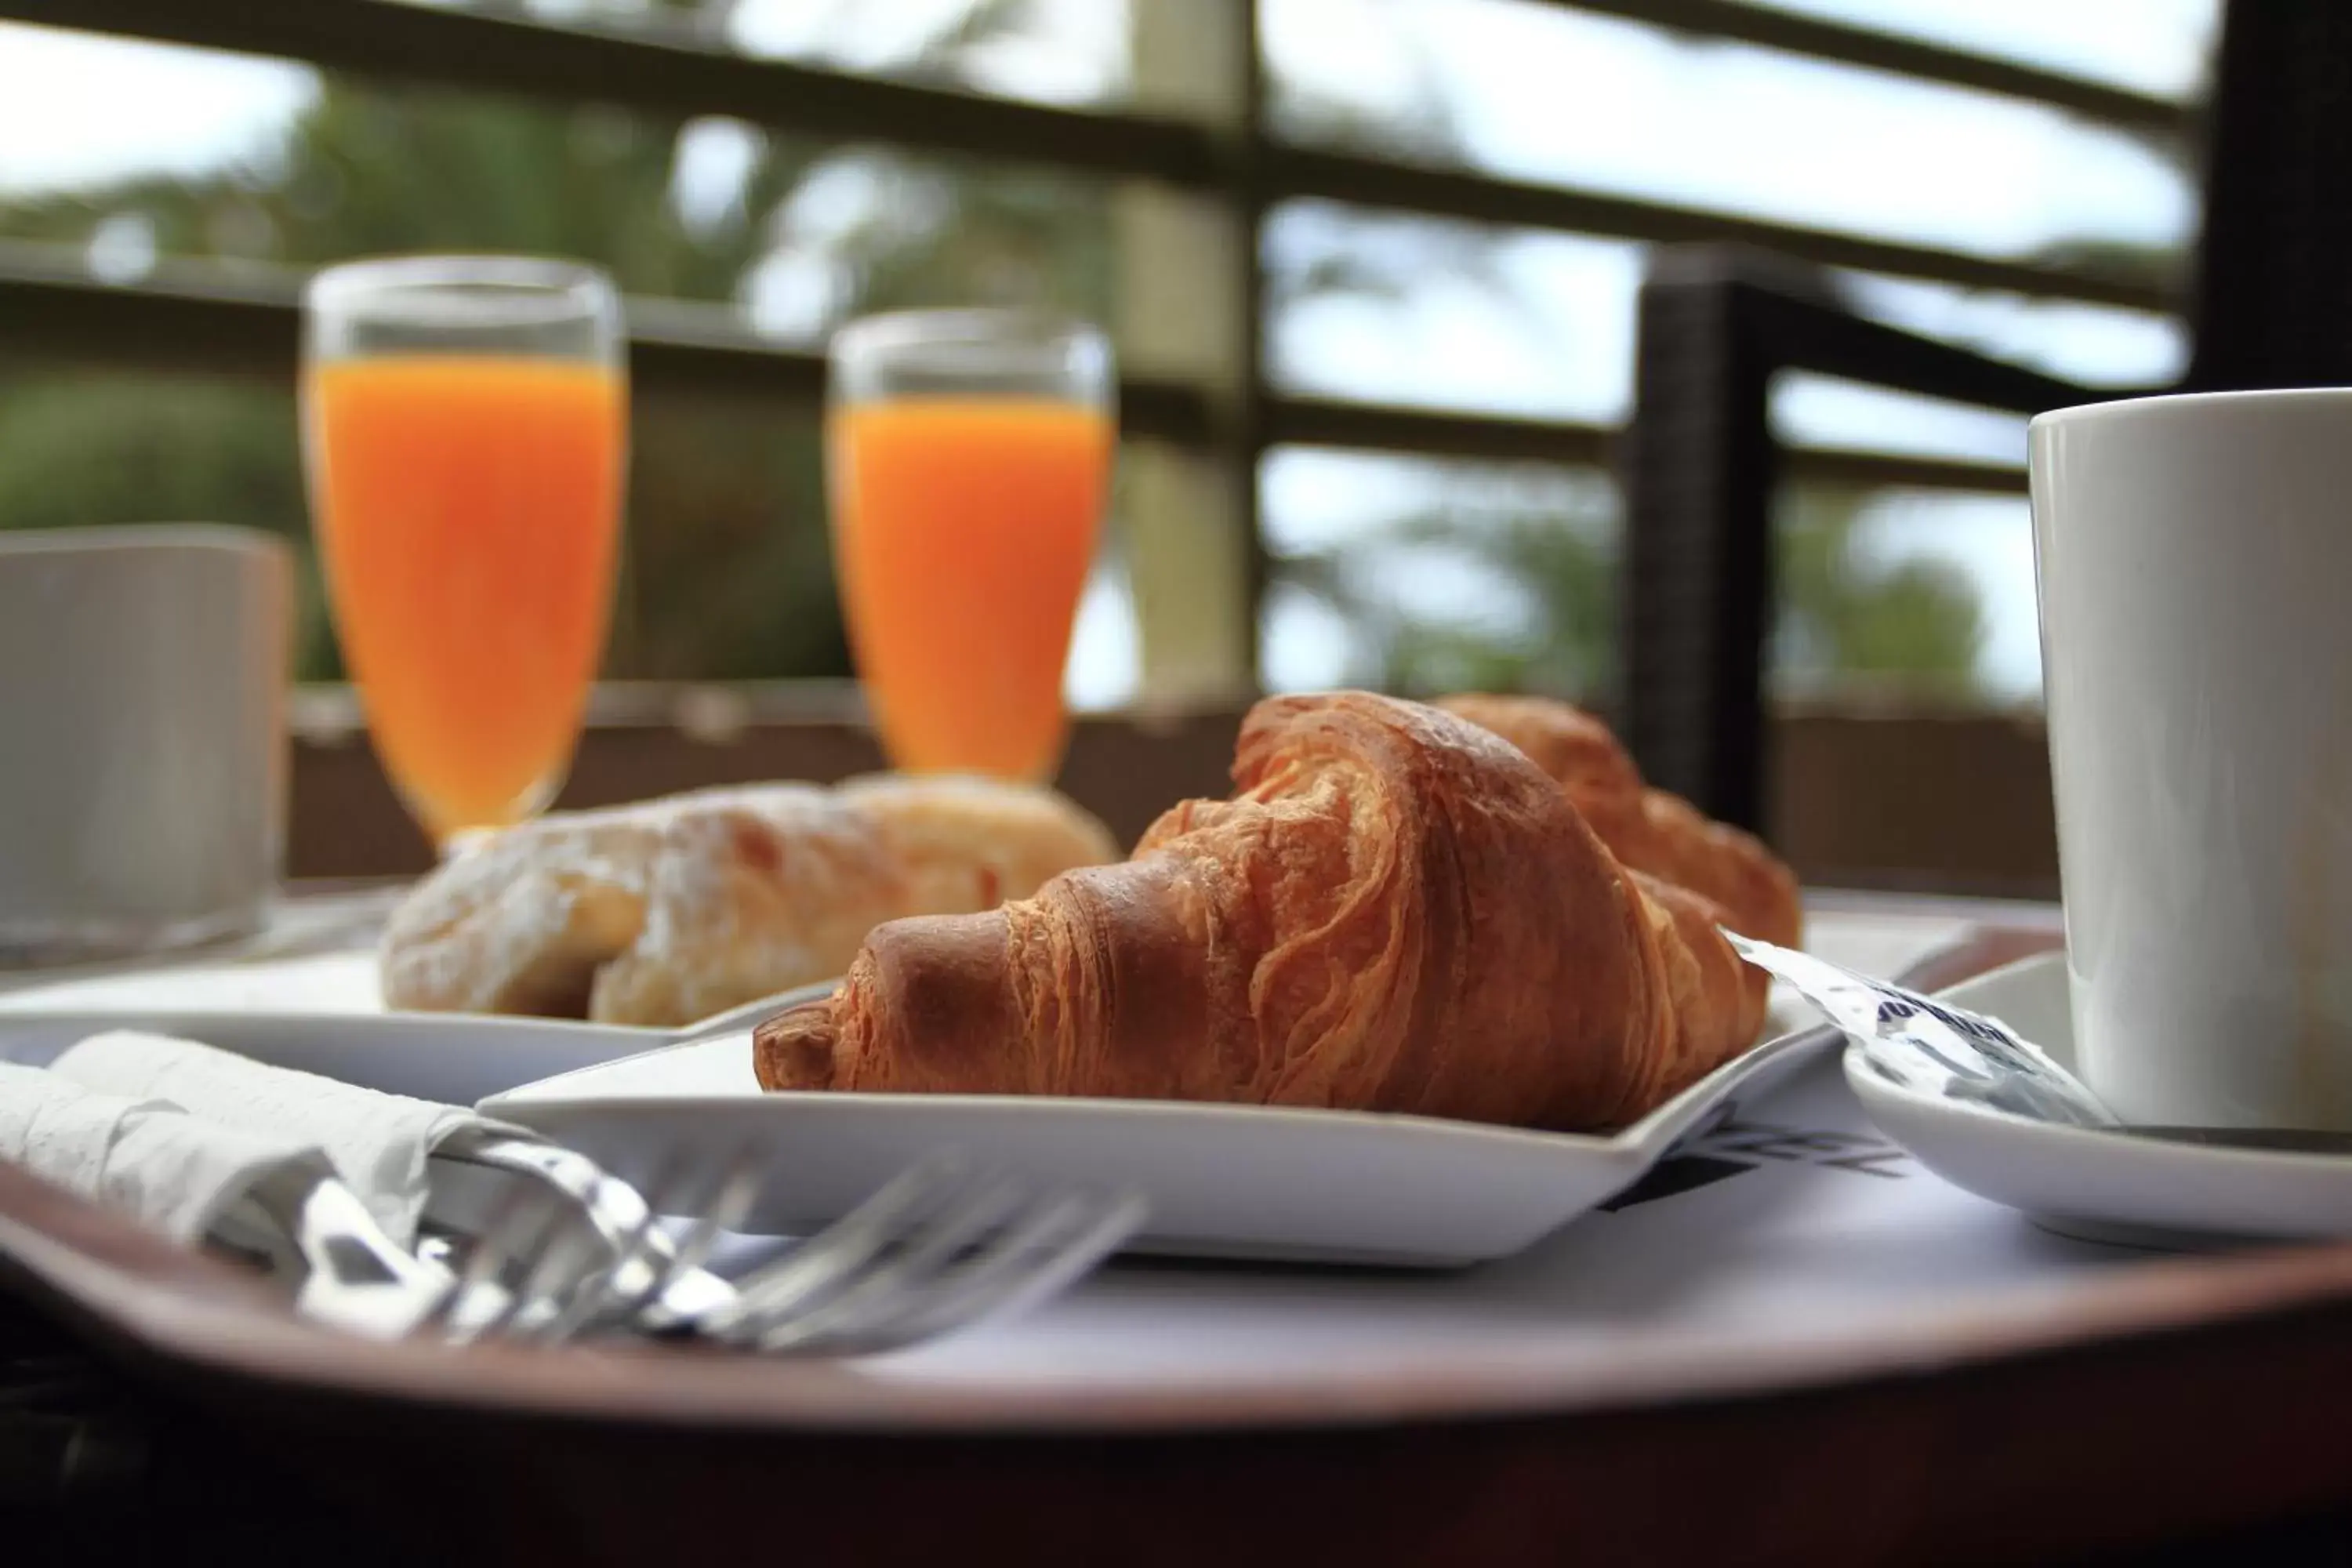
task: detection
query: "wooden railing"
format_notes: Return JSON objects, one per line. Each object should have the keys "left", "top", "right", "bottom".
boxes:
{"left": 281, "top": 683, "right": 2061, "bottom": 895}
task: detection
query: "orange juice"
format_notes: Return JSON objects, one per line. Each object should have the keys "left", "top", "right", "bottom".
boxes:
{"left": 306, "top": 355, "right": 624, "bottom": 838}
{"left": 829, "top": 397, "right": 1110, "bottom": 779}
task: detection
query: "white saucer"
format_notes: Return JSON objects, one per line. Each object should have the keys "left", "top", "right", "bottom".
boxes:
{"left": 1848, "top": 951, "right": 2352, "bottom": 1247}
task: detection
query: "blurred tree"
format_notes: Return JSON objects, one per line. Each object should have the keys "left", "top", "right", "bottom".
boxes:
{"left": 1277, "top": 481, "right": 1617, "bottom": 699}
{"left": 0, "top": 369, "right": 338, "bottom": 674}
{"left": 1277, "top": 478, "right": 1980, "bottom": 703}
{"left": 1773, "top": 485, "right": 1984, "bottom": 699}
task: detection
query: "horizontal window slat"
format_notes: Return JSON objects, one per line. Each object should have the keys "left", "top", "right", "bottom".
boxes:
{"left": 2, "top": 0, "right": 2172, "bottom": 314}
{"left": 0, "top": 0, "right": 1225, "bottom": 185}
{"left": 1541, "top": 0, "right": 2189, "bottom": 134}
{"left": 1271, "top": 400, "right": 2024, "bottom": 491}
{"left": 1265, "top": 398, "right": 1615, "bottom": 466}
{"left": 0, "top": 245, "right": 2023, "bottom": 493}
{"left": 1264, "top": 147, "right": 2172, "bottom": 312}
{"left": 0, "top": 246, "right": 2030, "bottom": 492}
{"left": 1783, "top": 448, "right": 2024, "bottom": 494}
{"left": 0, "top": 244, "right": 1217, "bottom": 445}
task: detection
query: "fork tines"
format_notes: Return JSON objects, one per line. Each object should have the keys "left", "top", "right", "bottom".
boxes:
{"left": 701, "top": 1154, "right": 1147, "bottom": 1356}
{"left": 423, "top": 1147, "right": 1144, "bottom": 1359}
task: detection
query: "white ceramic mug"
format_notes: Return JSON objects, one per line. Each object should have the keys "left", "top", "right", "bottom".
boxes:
{"left": 0, "top": 525, "right": 290, "bottom": 963}
{"left": 2031, "top": 389, "right": 2352, "bottom": 1130}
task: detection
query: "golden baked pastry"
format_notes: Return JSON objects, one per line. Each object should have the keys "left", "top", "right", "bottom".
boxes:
{"left": 833, "top": 772, "right": 1120, "bottom": 917}
{"left": 380, "top": 777, "right": 1119, "bottom": 1028}
{"left": 756, "top": 692, "right": 1766, "bottom": 1132}
{"left": 1432, "top": 693, "right": 1803, "bottom": 948}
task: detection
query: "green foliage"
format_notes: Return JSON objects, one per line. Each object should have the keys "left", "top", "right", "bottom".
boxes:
{"left": 1276, "top": 479, "right": 1984, "bottom": 703}
{"left": 617, "top": 394, "right": 848, "bottom": 680}
{"left": 0, "top": 373, "right": 300, "bottom": 535}
{"left": 0, "top": 370, "right": 343, "bottom": 676}
{"left": 1775, "top": 486, "right": 1984, "bottom": 698}
{"left": 1276, "top": 484, "right": 1618, "bottom": 699}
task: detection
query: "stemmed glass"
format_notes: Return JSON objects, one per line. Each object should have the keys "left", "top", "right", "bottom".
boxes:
{"left": 826, "top": 309, "right": 1114, "bottom": 783}
{"left": 302, "top": 256, "right": 626, "bottom": 848}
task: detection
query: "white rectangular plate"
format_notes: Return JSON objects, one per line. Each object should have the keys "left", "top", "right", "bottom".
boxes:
{"left": 0, "top": 908, "right": 1973, "bottom": 1267}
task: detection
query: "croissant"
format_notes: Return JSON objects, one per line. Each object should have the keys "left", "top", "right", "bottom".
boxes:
{"left": 757, "top": 692, "right": 1766, "bottom": 1131}
{"left": 1432, "top": 694, "right": 1802, "bottom": 949}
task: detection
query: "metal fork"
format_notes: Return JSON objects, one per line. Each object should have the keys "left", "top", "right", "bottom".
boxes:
{"left": 419, "top": 1150, "right": 756, "bottom": 1343}
{"left": 686, "top": 1155, "right": 1146, "bottom": 1356}
{"left": 425, "top": 1152, "right": 1144, "bottom": 1356}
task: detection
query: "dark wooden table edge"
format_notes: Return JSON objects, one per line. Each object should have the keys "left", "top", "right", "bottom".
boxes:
{"left": 16, "top": 1159, "right": 2352, "bottom": 1565}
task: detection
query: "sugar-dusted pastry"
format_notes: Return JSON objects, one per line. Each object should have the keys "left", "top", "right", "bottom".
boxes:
{"left": 380, "top": 776, "right": 1120, "bottom": 1028}
{"left": 1432, "top": 693, "right": 1802, "bottom": 948}
{"left": 833, "top": 772, "right": 1120, "bottom": 917}
{"left": 756, "top": 693, "right": 1766, "bottom": 1132}
{"left": 582, "top": 788, "right": 915, "bottom": 1029}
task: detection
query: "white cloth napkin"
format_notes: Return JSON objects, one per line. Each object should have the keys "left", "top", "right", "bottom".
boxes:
{"left": 0, "top": 1061, "right": 332, "bottom": 1243}
{"left": 47, "top": 1030, "right": 523, "bottom": 1244}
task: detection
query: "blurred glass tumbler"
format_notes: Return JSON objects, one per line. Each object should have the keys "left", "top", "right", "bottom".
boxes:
{"left": 2031, "top": 389, "right": 2352, "bottom": 1131}
{"left": 0, "top": 526, "right": 290, "bottom": 964}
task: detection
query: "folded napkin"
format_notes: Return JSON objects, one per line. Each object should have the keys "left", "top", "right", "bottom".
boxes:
{"left": 48, "top": 1031, "right": 527, "bottom": 1245}
{"left": 0, "top": 1061, "right": 332, "bottom": 1243}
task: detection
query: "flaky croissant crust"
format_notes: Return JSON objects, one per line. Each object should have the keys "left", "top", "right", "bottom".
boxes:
{"left": 1432, "top": 693, "right": 1803, "bottom": 949}
{"left": 758, "top": 692, "right": 1764, "bottom": 1131}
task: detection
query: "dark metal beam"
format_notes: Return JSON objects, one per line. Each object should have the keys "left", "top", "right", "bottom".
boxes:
{"left": 1747, "top": 286, "right": 2101, "bottom": 414}
{"left": 1786, "top": 448, "right": 2024, "bottom": 495}
{"left": 1546, "top": 0, "right": 2190, "bottom": 136}
{"left": 1267, "top": 396, "right": 2026, "bottom": 491}
{"left": 0, "top": 246, "right": 2030, "bottom": 490}
{"left": 1621, "top": 263, "right": 1778, "bottom": 828}
{"left": 2, "top": 0, "right": 2176, "bottom": 314}
{"left": 1265, "top": 397, "right": 1613, "bottom": 466}
{"left": 0, "top": 245, "right": 1215, "bottom": 445}
{"left": 0, "top": 0, "right": 1226, "bottom": 187}
{"left": 1263, "top": 147, "right": 2173, "bottom": 313}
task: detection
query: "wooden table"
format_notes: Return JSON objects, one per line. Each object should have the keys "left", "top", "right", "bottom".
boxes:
{"left": 5, "top": 899, "right": 2352, "bottom": 1566}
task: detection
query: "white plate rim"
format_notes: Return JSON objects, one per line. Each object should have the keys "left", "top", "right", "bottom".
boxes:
{"left": 0, "top": 1006, "right": 662, "bottom": 1042}
{"left": 483, "top": 1011, "right": 1842, "bottom": 1162}
{"left": 0, "top": 979, "right": 848, "bottom": 1052}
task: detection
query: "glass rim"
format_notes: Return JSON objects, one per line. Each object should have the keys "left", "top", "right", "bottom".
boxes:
{"left": 829, "top": 307, "right": 1106, "bottom": 364}
{"left": 304, "top": 253, "right": 616, "bottom": 326}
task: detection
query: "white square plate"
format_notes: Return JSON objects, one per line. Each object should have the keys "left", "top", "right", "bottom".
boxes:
{"left": 481, "top": 1011, "right": 1841, "bottom": 1269}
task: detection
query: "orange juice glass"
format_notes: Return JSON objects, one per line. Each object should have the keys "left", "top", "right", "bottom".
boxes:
{"left": 301, "top": 256, "right": 625, "bottom": 846}
{"left": 827, "top": 310, "right": 1112, "bottom": 782}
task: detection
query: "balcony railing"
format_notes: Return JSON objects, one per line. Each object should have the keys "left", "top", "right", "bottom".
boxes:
{"left": 0, "top": 0, "right": 2194, "bottom": 887}
{"left": 0, "top": 0, "right": 2179, "bottom": 492}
